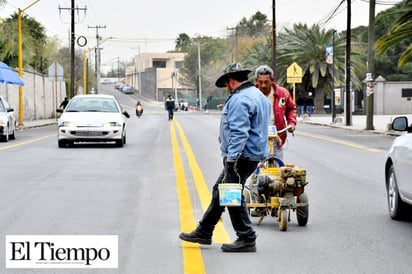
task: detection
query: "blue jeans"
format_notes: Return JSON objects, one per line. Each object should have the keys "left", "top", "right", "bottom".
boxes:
{"left": 306, "top": 106, "right": 313, "bottom": 117}
{"left": 197, "top": 157, "right": 258, "bottom": 241}
{"left": 167, "top": 109, "right": 174, "bottom": 120}
{"left": 297, "top": 105, "right": 304, "bottom": 117}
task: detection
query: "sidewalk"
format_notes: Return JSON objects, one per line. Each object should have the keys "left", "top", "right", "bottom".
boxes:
{"left": 298, "top": 113, "right": 408, "bottom": 135}
{"left": 17, "top": 113, "right": 410, "bottom": 135}
{"left": 17, "top": 119, "right": 57, "bottom": 130}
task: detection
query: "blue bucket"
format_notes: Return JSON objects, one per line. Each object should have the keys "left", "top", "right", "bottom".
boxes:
{"left": 218, "top": 183, "right": 242, "bottom": 206}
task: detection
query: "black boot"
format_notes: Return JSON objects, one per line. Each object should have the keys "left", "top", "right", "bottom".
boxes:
{"left": 221, "top": 238, "right": 256, "bottom": 252}
{"left": 179, "top": 231, "right": 211, "bottom": 245}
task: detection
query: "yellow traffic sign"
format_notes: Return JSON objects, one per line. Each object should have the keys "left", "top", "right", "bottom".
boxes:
{"left": 287, "top": 62, "right": 302, "bottom": 83}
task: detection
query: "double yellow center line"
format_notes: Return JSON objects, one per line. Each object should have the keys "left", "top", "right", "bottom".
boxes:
{"left": 170, "top": 119, "right": 230, "bottom": 274}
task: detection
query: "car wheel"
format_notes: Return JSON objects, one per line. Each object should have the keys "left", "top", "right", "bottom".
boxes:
{"left": 387, "top": 165, "right": 408, "bottom": 220}
{"left": 9, "top": 127, "right": 15, "bottom": 140}
{"left": 2, "top": 126, "right": 9, "bottom": 142}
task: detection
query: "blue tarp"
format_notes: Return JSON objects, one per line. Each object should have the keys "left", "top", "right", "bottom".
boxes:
{"left": 0, "top": 62, "right": 24, "bottom": 86}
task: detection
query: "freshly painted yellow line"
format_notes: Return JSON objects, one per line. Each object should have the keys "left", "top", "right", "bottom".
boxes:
{"left": 170, "top": 121, "right": 205, "bottom": 274}
{"left": 174, "top": 120, "right": 230, "bottom": 243}
{"left": 0, "top": 134, "right": 55, "bottom": 151}
{"left": 297, "top": 131, "right": 380, "bottom": 153}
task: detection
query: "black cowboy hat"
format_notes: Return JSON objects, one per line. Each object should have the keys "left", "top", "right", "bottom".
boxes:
{"left": 215, "top": 63, "right": 252, "bottom": 88}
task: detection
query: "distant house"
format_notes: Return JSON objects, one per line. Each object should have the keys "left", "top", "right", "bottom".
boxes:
{"left": 125, "top": 52, "right": 194, "bottom": 101}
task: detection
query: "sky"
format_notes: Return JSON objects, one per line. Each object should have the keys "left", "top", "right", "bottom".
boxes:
{"left": 1, "top": 0, "right": 402, "bottom": 72}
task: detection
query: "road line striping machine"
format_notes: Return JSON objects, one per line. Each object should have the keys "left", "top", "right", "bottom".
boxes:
{"left": 244, "top": 126, "right": 309, "bottom": 231}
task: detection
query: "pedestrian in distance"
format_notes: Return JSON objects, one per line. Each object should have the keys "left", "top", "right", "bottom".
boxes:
{"left": 296, "top": 93, "right": 305, "bottom": 117}
{"left": 305, "top": 92, "right": 314, "bottom": 117}
{"left": 179, "top": 63, "right": 271, "bottom": 252}
{"left": 254, "top": 65, "right": 297, "bottom": 160}
{"left": 135, "top": 101, "right": 143, "bottom": 118}
{"left": 59, "top": 97, "right": 69, "bottom": 109}
{"left": 165, "top": 94, "right": 175, "bottom": 120}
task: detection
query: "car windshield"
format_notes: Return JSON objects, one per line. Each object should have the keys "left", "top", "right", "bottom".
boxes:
{"left": 66, "top": 98, "right": 119, "bottom": 113}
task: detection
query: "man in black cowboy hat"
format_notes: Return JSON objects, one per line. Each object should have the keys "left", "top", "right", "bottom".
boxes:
{"left": 179, "top": 63, "right": 271, "bottom": 252}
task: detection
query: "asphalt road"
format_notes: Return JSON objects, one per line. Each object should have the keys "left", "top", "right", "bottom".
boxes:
{"left": 1, "top": 86, "right": 411, "bottom": 274}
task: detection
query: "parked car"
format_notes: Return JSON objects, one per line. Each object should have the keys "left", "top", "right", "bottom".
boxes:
{"left": 114, "top": 82, "right": 125, "bottom": 90}
{"left": 0, "top": 96, "right": 16, "bottom": 142}
{"left": 385, "top": 116, "right": 412, "bottom": 220}
{"left": 122, "top": 86, "right": 134, "bottom": 94}
{"left": 56, "top": 94, "right": 130, "bottom": 148}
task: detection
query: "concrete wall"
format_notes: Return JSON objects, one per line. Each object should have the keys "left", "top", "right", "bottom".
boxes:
{"left": 374, "top": 76, "right": 412, "bottom": 115}
{"left": 0, "top": 69, "right": 66, "bottom": 122}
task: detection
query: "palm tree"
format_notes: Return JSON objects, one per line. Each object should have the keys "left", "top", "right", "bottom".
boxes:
{"left": 375, "top": 0, "right": 412, "bottom": 68}
{"left": 277, "top": 23, "right": 365, "bottom": 113}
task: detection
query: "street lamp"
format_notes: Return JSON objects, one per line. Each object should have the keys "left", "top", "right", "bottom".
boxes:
{"left": 17, "top": 0, "right": 41, "bottom": 126}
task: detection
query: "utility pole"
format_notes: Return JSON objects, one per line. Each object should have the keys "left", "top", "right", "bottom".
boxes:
{"left": 88, "top": 25, "right": 106, "bottom": 93}
{"left": 59, "top": 1, "right": 86, "bottom": 98}
{"left": 345, "top": 0, "right": 352, "bottom": 126}
{"left": 70, "top": 0, "right": 75, "bottom": 97}
{"left": 272, "top": 0, "right": 276, "bottom": 77}
{"left": 138, "top": 47, "right": 141, "bottom": 95}
{"left": 227, "top": 26, "right": 238, "bottom": 63}
{"left": 366, "top": 0, "right": 376, "bottom": 130}
{"left": 197, "top": 42, "right": 202, "bottom": 111}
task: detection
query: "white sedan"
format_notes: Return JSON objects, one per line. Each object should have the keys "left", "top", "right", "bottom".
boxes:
{"left": 56, "top": 94, "right": 130, "bottom": 148}
{"left": 0, "top": 96, "right": 16, "bottom": 142}
{"left": 385, "top": 116, "right": 412, "bottom": 220}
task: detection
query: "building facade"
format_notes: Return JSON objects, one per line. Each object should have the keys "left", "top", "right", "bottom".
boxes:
{"left": 125, "top": 52, "right": 194, "bottom": 101}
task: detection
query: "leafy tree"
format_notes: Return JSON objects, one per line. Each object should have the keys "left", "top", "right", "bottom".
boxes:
{"left": 174, "top": 33, "right": 191, "bottom": 52}
{"left": 179, "top": 36, "right": 230, "bottom": 97}
{"left": 56, "top": 47, "right": 87, "bottom": 94}
{"left": 373, "top": 0, "right": 412, "bottom": 80}
{"left": 279, "top": 24, "right": 366, "bottom": 112}
{"left": 241, "top": 37, "right": 272, "bottom": 74}
{"left": 237, "top": 11, "right": 271, "bottom": 37}
{"left": 0, "top": 12, "right": 50, "bottom": 73}
{"left": 243, "top": 23, "right": 365, "bottom": 113}
{"left": 375, "top": 0, "right": 412, "bottom": 68}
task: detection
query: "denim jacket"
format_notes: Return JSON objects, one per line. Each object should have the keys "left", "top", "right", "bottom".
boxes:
{"left": 220, "top": 82, "right": 271, "bottom": 162}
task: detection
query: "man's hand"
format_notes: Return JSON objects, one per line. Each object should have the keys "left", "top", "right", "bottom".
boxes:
{"left": 222, "top": 160, "right": 240, "bottom": 184}
{"left": 287, "top": 125, "right": 295, "bottom": 133}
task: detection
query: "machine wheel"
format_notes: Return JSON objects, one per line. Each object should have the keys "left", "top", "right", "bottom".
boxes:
{"left": 296, "top": 192, "right": 309, "bottom": 226}
{"left": 279, "top": 209, "right": 288, "bottom": 231}
{"left": 387, "top": 166, "right": 408, "bottom": 220}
